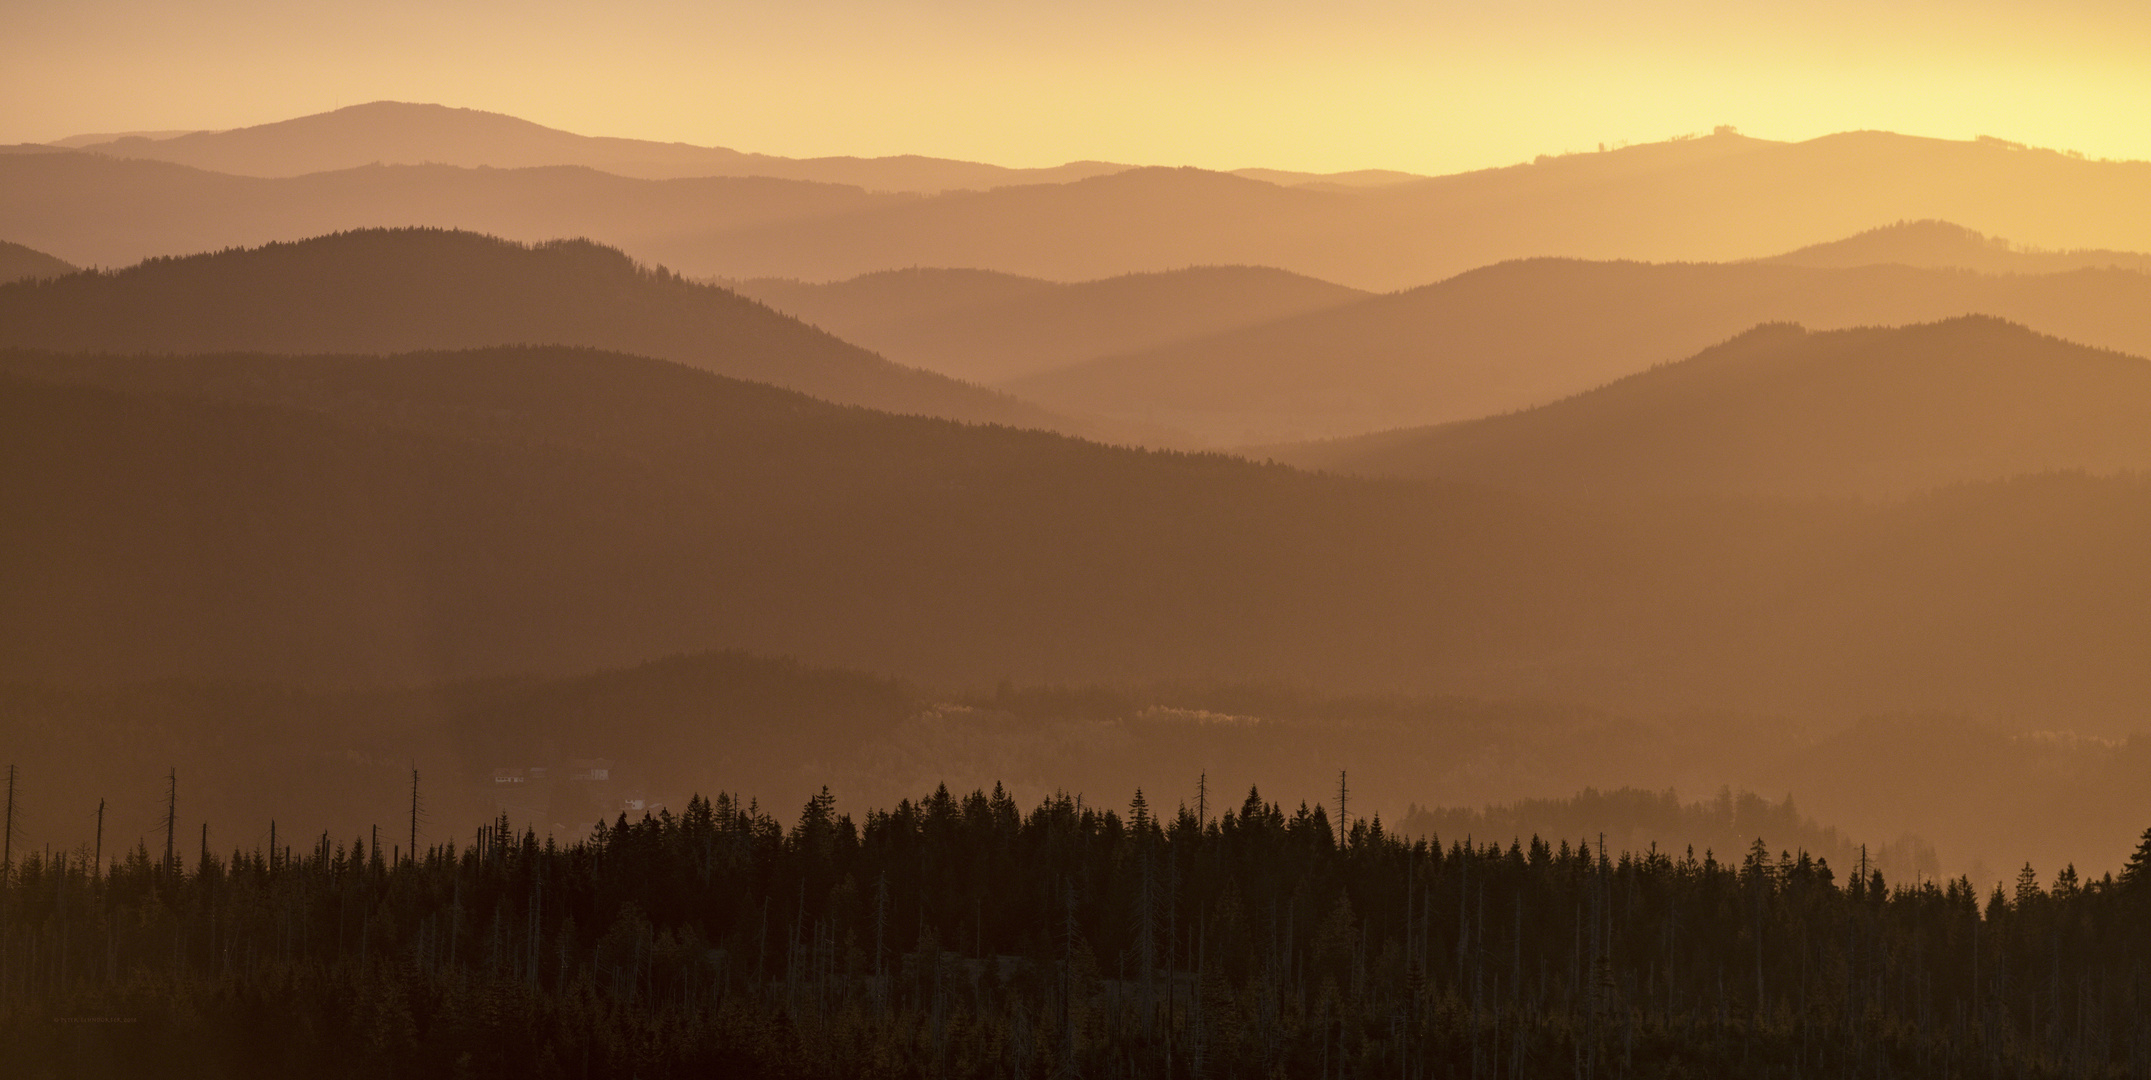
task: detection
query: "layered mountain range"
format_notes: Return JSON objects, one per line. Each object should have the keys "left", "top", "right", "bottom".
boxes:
{"left": 8, "top": 102, "right": 2151, "bottom": 880}
{"left": 9, "top": 320, "right": 2151, "bottom": 730}
{"left": 13, "top": 109, "right": 2151, "bottom": 288}
{"left": 1011, "top": 245, "right": 2151, "bottom": 444}
{"left": 0, "top": 228, "right": 1090, "bottom": 435}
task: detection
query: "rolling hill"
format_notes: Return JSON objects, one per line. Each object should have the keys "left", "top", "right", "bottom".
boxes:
{"left": 0, "top": 239, "right": 72, "bottom": 283}
{"left": 1008, "top": 256, "right": 2151, "bottom": 445}
{"left": 6, "top": 343, "right": 2151, "bottom": 728}
{"left": 1272, "top": 318, "right": 2151, "bottom": 499}
{"left": 0, "top": 229, "right": 1084, "bottom": 432}
{"left": 729, "top": 264, "right": 1370, "bottom": 385}
{"left": 64, "top": 101, "right": 1130, "bottom": 191}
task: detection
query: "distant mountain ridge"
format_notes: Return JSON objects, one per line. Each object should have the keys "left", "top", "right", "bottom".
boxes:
{"left": 13, "top": 125, "right": 2151, "bottom": 291}
{"left": 64, "top": 101, "right": 1132, "bottom": 192}
{"left": 49, "top": 128, "right": 198, "bottom": 147}
{"left": 638, "top": 129, "right": 2151, "bottom": 289}
{"left": 1273, "top": 317, "right": 2151, "bottom": 499}
{"left": 0, "top": 228, "right": 1089, "bottom": 434}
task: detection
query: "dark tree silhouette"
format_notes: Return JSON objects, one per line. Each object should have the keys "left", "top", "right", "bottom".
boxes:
{"left": 3, "top": 783, "right": 2147, "bottom": 1078}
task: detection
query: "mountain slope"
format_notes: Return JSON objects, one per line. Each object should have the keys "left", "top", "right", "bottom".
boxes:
{"left": 1279, "top": 318, "right": 2151, "bottom": 499}
{"left": 1762, "top": 219, "right": 2151, "bottom": 274}
{"left": 69, "top": 101, "right": 1129, "bottom": 191}
{"left": 7, "top": 345, "right": 2151, "bottom": 726}
{"left": 1008, "top": 256, "right": 2151, "bottom": 445}
{"left": 0, "top": 239, "right": 72, "bottom": 283}
{"left": 730, "top": 265, "right": 1369, "bottom": 385}
{"left": 0, "top": 229, "right": 1076, "bottom": 431}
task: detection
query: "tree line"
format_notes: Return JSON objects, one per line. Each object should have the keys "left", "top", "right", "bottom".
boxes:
{"left": 4, "top": 778, "right": 2150, "bottom": 1078}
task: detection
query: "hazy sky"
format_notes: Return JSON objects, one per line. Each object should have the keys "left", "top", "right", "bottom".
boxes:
{"left": 8, "top": 0, "right": 2149, "bottom": 174}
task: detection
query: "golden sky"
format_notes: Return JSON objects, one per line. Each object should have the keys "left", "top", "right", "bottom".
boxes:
{"left": 8, "top": 0, "right": 2149, "bottom": 174}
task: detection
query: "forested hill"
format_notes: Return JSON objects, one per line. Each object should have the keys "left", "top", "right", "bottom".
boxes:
{"left": 9, "top": 346, "right": 2151, "bottom": 725}
{"left": 0, "top": 229, "right": 1095, "bottom": 433}
{"left": 1277, "top": 318, "right": 2151, "bottom": 498}
{"left": 0, "top": 238, "right": 73, "bottom": 283}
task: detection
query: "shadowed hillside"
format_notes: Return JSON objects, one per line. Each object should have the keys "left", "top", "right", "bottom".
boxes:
{"left": 1276, "top": 318, "right": 2151, "bottom": 499}
{"left": 0, "top": 229, "right": 1084, "bottom": 432}
{"left": 0, "top": 346, "right": 1610, "bottom": 695}
{"left": 7, "top": 345, "right": 2151, "bottom": 728}
{"left": 1011, "top": 257, "right": 2151, "bottom": 445}
{"left": 67, "top": 101, "right": 1131, "bottom": 191}
{"left": 0, "top": 238, "right": 72, "bottom": 283}
{"left": 1761, "top": 219, "right": 2151, "bottom": 274}
{"left": 731, "top": 264, "right": 1369, "bottom": 385}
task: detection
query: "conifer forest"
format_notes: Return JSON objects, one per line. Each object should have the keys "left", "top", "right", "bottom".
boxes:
{"left": 7, "top": 782, "right": 2151, "bottom": 1078}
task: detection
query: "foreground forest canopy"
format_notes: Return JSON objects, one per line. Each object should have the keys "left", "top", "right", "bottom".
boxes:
{"left": 5, "top": 786, "right": 2151, "bottom": 1078}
